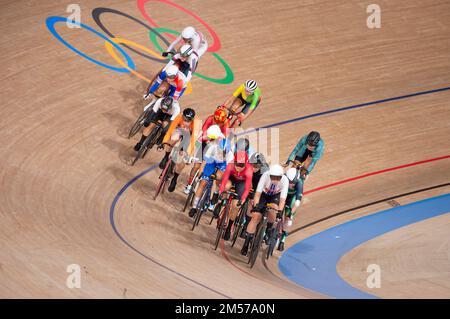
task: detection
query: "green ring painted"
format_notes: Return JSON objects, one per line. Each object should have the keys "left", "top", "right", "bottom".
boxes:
{"left": 148, "top": 27, "right": 234, "bottom": 84}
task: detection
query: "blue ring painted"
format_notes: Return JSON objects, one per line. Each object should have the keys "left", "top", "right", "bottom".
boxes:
{"left": 279, "top": 193, "right": 450, "bottom": 298}
{"left": 45, "top": 16, "right": 135, "bottom": 73}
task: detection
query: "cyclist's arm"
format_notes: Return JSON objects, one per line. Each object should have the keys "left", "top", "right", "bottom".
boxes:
{"left": 219, "top": 164, "right": 232, "bottom": 194}
{"left": 171, "top": 77, "right": 185, "bottom": 101}
{"left": 152, "top": 99, "right": 162, "bottom": 113}
{"left": 241, "top": 166, "right": 254, "bottom": 203}
{"left": 170, "top": 102, "right": 181, "bottom": 121}
{"left": 287, "top": 136, "right": 307, "bottom": 162}
{"left": 187, "top": 117, "right": 201, "bottom": 155}
{"left": 149, "top": 71, "right": 165, "bottom": 94}
{"left": 306, "top": 140, "right": 324, "bottom": 173}
{"left": 167, "top": 36, "right": 181, "bottom": 53}
{"left": 200, "top": 116, "right": 213, "bottom": 142}
{"left": 162, "top": 115, "right": 180, "bottom": 144}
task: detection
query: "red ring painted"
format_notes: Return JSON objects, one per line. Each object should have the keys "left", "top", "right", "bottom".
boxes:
{"left": 137, "top": 0, "right": 221, "bottom": 52}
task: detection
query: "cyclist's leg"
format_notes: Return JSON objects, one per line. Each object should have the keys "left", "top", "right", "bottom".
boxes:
{"left": 241, "top": 193, "right": 269, "bottom": 254}
{"left": 238, "top": 97, "right": 261, "bottom": 127}
{"left": 159, "top": 128, "right": 179, "bottom": 169}
{"left": 264, "top": 193, "right": 281, "bottom": 240}
{"left": 134, "top": 111, "right": 160, "bottom": 150}
{"left": 189, "top": 162, "right": 214, "bottom": 215}
{"left": 224, "top": 178, "right": 244, "bottom": 240}
{"left": 210, "top": 162, "right": 226, "bottom": 208}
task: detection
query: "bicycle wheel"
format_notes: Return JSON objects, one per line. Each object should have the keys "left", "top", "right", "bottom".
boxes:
{"left": 211, "top": 200, "right": 223, "bottom": 226}
{"left": 192, "top": 184, "right": 210, "bottom": 231}
{"left": 131, "top": 124, "right": 160, "bottom": 166}
{"left": 182, "top": 172, "right": 199, "bottom": 212}
{"left": 128, "top": 106, "right": 153, "bottom": 139}
{"left": 153, "top": 159, "right": 172, "bottom": 200}
{"left": 214, "top": 202, "right": 228, "bottom": 250}
{"left": 231, "top": 200, "right": 248, "bottom": 247}
{"left": 249, "top": 220, "right": 267, "bottom": 268}
{"left": 266, "top": 225, "right": 278, "bottom": 259}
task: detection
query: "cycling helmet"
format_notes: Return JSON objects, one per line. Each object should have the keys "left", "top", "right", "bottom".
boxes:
{"left": 181, "top": 26, "right": 195, "bottom": 40}
{"left": 269, "top": 164, "right": 284, "bottom": 177}
{"left": 306, "top": 131, "right": 321, "bottom": 146}
{"left": 234, "top": 150, "right": 249, "bottom": 166}
{"left": 286, "top": 167, "right": 301, "bottom": 183}
{"left": 180, "top": 44, "right": 193, "bottom": 57}
{"left": 244, "top": 80, "right": 258, "bottom": 93}
{"left": 182, "top": 108, "right": 196, "bottom": 121}
{"left": 166, "top": 65, "right": 179, "bottom": 78}
{"left": 249, "top": 152, "right": 266, "bottom": 166}
{"left": 160, "top": 96, "right": 173, "bottom": 112}
{"left": 213, "top": 108, "right": 227, "bottom": 124}
{"left": 236, "top": 138, "right": 250, "bottom": 152}
{"left": 206, "top": 124, "right": 224, "bottom": 140}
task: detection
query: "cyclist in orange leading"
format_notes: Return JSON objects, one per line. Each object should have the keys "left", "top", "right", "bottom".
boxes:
{"left": 158, "top": 108, "right": 200, "bottom": 192}
{"left": 221, "top": 80, "right": 261, "bottom": 128}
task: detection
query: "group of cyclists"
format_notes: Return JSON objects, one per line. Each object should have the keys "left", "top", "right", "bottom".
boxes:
{"left": 130, "top": 26, "right": 325, "bottom": 258}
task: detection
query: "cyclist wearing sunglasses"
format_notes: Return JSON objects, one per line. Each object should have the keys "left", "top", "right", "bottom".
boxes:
{"left": 145, "top": 65, "right": 187, "bottom": 101}
{"left": 241, "top": 164, "right": 289, "bottom": 256}
{"left": 286, "top": 131, "right": 324, "bottom": 178}
{"left": 218, "top": 151, "right": 254, "bottom": 241}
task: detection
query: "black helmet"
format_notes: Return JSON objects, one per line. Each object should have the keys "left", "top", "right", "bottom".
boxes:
{"left": 306, "top": 131, "right": 320, "bottom": 147}
{"left": 249, "top": 152, "right": 266, "bottom": 166}
{"left": 236, "top": 138, "right": 250, "bottom": 151}
{"left": 182, "top": 107, "right": 195, "bottom": 121}
{"left": 161, "top": 96, "right": 173, "bottom": 112}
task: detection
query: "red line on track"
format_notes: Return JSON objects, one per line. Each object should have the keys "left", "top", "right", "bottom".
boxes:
{"left": 220, "top": 154, "right": 450, "bottom": 278}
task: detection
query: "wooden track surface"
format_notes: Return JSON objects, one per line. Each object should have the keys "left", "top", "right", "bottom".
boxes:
{"left": 0, "top": 0, "right": 449, "bottom": 298}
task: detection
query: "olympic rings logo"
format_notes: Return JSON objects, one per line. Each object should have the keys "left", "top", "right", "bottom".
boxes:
{"left": 45, "top": 0, "right": 234, "bottom": 97}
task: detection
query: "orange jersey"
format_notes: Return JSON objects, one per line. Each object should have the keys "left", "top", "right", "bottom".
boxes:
{"left": 162, "top": 114, "right": 200, "bottom": 155}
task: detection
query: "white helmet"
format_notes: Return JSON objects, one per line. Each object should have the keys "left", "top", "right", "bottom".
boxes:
{"left": 245, "top": 79, "right": 258, "bottom": 92}
{"left": 206, "top": 125, "right": 225, "bottom": 140}
{"left": 181, "top": 26, "right": 195, "bottom": 40}
{"left": 180, "top": 44, "right": 193, "bottom": 57}
{"left": 166, "top": 65, "right": 179, "bottom": 78}
{"left": 286, "top": 167, "right": 300, "bottom": 182}
{"left": 269, "top": 164, "right": 284, "bottom": 177}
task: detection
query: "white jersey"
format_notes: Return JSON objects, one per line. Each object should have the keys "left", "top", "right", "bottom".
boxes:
{"left": 144, "top": 98, "right": 180, "bottom": 121}
{"left": 256, "top": 171, "right": 289, "bottom": 199}
{"left": 167, "top": 30, "right": 208, "bottom": 69}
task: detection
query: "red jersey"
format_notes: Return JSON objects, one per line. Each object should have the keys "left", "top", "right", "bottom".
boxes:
{"left": 219, "top": 163, "right": 254, "bottom": 203}
{"left": 199, "top": 115, "right": 231, "bottom": 142}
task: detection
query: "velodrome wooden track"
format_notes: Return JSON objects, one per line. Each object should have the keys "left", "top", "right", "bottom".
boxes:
{"left": 1, "top": 0, "right": 449, "bottom": 298}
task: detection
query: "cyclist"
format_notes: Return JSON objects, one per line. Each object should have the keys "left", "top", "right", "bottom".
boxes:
{"left": 184, "top": 107, "right": 231, "bottom": 195}
{"left": 134, "top": 96, "right": 180, "bottom": 151}
{"left": 163, "top": 44, "right": 195, "bottom": 83}
{"left": 241, "top": 164, "right": 289, "bottom": 256}
{"left": 278, "top": 167, "right": 304, "bottom": 251}
{"left": 188, "top": 125, "right": 234, "bottom": 218}
{"left": 221, "top": 80, "right": 261, "bottom": 128}
{"left": 144, "top": 65, "right": 187, "bottom": 101}
{"left": 286, "top": 131, "right": 324, "bottom": 178}
{"left": 158, "top": 108, "right": 199, "bottom": 192}
{"left": 239, "top": 152, "right": 269, "bottom": 238}
{"left": 218, "top": 150, "right": 254, "bottom": 241}
{"left": 162, "top": 26, "right": 208, "bottom": 72}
